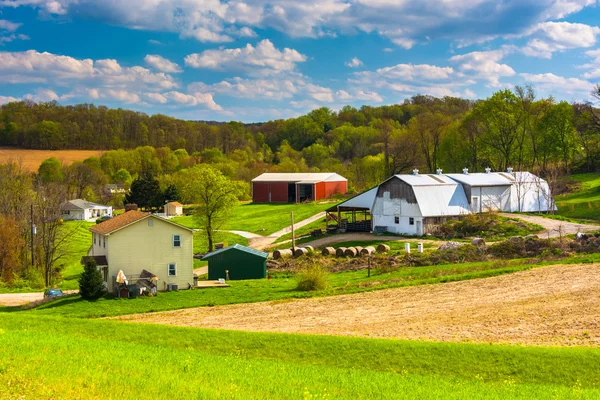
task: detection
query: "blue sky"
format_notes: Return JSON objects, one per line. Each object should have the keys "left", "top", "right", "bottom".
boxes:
{"left": 0, "top": 0, "right": 599, "bottom": 122}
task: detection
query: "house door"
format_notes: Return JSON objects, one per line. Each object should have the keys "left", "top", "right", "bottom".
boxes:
{"left": 416, "top": 220, "right": 423, "bottom": 236}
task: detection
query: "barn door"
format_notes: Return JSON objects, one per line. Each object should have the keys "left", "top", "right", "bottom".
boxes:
{"left": 416, "top": 220, "right": 423, "bottom": 236}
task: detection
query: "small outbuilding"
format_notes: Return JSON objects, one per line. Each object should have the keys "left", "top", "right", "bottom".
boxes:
{"left": 61, "top": 199, "right": 113, "bottom": 221}
{"left": 252, "top": 173, "right": 347, "bottom": 203}
{"left": 164, "top": 201, "right": 184, "bottom": 217}
{"left": 201, "top": 244, "right": 268, "bottom": 280}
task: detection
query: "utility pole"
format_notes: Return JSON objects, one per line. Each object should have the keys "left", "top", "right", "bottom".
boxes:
{"left": 291, "top": 211, "right": 295, "bottom": 253}
{"left": 30, "top": 204, "right": 35, "bottom": 268}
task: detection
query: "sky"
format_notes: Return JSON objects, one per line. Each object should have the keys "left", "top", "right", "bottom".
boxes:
{"left": 0, "top": 1, "right": 599, "bottom": 122}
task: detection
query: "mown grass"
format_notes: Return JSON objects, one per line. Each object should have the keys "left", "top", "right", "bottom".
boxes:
{"left": 7, "top": 253, "right": 600, "bottom": 318}
{"left": 173, "top": 201, "right": 333, "bottom": 235}
{"left": 555, "top": 173, "right": 600, "bottom": 220}
{"left": 0, "top": 314, "right": 599, "bottom": 399}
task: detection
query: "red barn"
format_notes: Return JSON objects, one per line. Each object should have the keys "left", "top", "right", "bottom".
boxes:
{"left": 252, "top": 173, "right": 348, "bottom": 203}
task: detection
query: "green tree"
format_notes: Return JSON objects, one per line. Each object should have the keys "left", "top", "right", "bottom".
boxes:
{"left": 79, "top": 259, "right": 105, "bottom": 300}
{"left": 124, "top": 173, "right": 163, "bottom": 211}
{"left": 177, "top": 165, "right": 244, "bottom": 252}
{"left": 38, "top": 157, "right": 64, "bottom": 183}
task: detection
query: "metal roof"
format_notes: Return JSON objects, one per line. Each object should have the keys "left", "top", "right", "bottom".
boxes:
{"left": 446, "top": 173, "right": 513, "bottom": 186}
{"left": 252, "top": 173, "right": 347, "bottom": 183}
{"left": 412, "top": 185, "right": 470, "bottom": 217}
{"left": 61, "top": 199, "right": 111, "bottom": 211}
{"left": 396, "top": 174, "right": 457, "bottom": 186}
{"left": 201, "top": 243, "right": 268, "bottom": 260}
{"left": 327, "top": 186, "right": 378, "bottom": 212}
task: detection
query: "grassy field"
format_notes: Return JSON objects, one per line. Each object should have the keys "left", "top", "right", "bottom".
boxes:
{"left": 0, "top": 147, "right": 102, "bottom": 171}
{"left": 173, "top": 201, "right": 333, "bottom": 236}
{"left": 555, "top": 173, "right": 600, "bottom": 220}
{"left": 58, "top": 221, "right": 95, "bottom": 290}
{"left": 0, "top": 313, "right": 599, "bottom": 399}
{"left": 8, "top": 253, "right": 600, "bottom": 318}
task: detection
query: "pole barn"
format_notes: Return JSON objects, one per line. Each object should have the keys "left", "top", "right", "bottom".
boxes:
{"left": 252, "top": 173, "right": 347, "bottom": 203}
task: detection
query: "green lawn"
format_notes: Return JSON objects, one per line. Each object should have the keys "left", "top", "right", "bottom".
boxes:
{"left": 0, "top": 313, "right": 599, "bottom": 399}
{"left": 57, "top": 221, "right": 95, "bottom": 290}
{"left": 555, "top": 173, "right": 600, "bottom": 220}
{"left": 173, "top": 201, "right": 333, "bottom": 235}
{"left": 8, "top": 253, "right": 600, "bottom": 318}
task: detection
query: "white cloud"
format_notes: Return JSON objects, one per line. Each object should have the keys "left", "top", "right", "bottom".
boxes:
{"left": 24, "top": 88, "right": 60, "bottom": 102}
{"left": 0, "top": 19, "right": 21, "bottom": 32}
{"left": 450, "top": 48, "right": 515, "bottom": 87}
{"left": 521, "top": 72, "right": 594, "bottom": 96}
{"left": 0, "top": 94, "right": 19, "bottom": 105}
{"left": 6, "top": 0, "right": 596, "bottom": 49}
{"left": 144, "top": 92, "right": 168, "bottom": 104}
{"left": 144, "top": 54, "right": 182, "bottom": 73}
{"left": 163, "top": 90, "right": 222, "bottom": 110}
{"left": 521, "top": 22, "right": 600, "bottom": 58}
{"left": 336, "top": 89, "right": 382, "bottom": 102}
{"left": 148, "top": 39, "right": 163, "bottom": 45}
{"left": 345, "top": 57, "right": 363, "bottom": 68}
{"left": 374, "top": 63, "right": 454, "bottom": 80}
{"left": 190, "top": 77, "right": 300, "bottom": 100}
{"left": 185, "top": 39, "right": 306, "bottom": 75}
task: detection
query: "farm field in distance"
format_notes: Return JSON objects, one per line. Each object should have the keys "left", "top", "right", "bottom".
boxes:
{"left": 555, "top": 173, "right": 600, "bottom": 220}
{"left": 0, "top": 147, "right": 102, "bottom": 171}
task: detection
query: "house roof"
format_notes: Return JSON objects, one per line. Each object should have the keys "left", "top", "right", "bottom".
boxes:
{"left": 89, "top": 210, "right": 150, "bottom": 235}
{"left": 81, "top": 255, "right": 108, "bottom": 266}
{"left": 252, "top": 172, "right": 347, "bottom": 183}
{"left": 166, "top": 201, "right": 183, "bottom": 206}
{"left": 201, "top": 244, "right": 268, "bottom": 260}
{"left": 89, "top": 210, "right": 195, "bottom": 235}
{"left": 61, "top": 199, "right": 111, "bottom": 211}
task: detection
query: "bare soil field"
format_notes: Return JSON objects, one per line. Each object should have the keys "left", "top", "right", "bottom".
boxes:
{"left": 0, "top": 147, "right": 102, "bottom": 171}
{"left": 118, "top": 263, "right": 600, "bottom": 347}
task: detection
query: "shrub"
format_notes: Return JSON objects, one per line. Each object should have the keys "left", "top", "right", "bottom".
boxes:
{"left": 79, "top": 259, "right": 105, "bottom": 300}
{"left": 296, "top": 262, "right": 328, "bottom": 291}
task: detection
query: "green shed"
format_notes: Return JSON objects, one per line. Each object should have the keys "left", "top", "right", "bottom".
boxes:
{"left": 201, "top": 244, "right": 268, "bottom": 280}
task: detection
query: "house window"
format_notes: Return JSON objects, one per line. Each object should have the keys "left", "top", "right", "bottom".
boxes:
{"left": 148, "top": 219, "right": 153, "bottom": 227}
{"left": 103, "top": 236, "right": 106, "bottom": 248}
{"left": 168, "top": 263, "right": 177, "bottom": 276}
{"left": 394, "top": 216, "right": 399, "bottom": 224}
{"left": 93, "top": 233, "right": 96, "bottom": 245}
{"left": 409, "top": 217, "right": 415, "bottom": 225}
{"left": 173, "top": 234, "right": 181, "bottom": 248}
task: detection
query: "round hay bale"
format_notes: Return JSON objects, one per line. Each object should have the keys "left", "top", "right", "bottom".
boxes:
{"left": 355, "top": 246, "right": 364, "bottom": 256}
{"left": 336, "top": 247, "right": 347, "bottom": 257}
{"left": 304, "top": 245, "right": 314, "bottom": 253}
{"left": 376, "top": 244, "right": 390, "bottom": 253}
{"left": 322, "top": 247, "right": 336, "bottom": 256}
{"left": 344, "top": 247, "right": 358, "bottom": 257}
{"left": 360, "top": 246, "right": 376, "bottom": 256}
{"left": 272, "top": 249, "right": 293, "bottom": 260}
{"left": 294, "top": 248, "right": 308, "bottom": 257}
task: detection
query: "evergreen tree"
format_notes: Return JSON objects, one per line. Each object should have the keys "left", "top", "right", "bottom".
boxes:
{"left": 163, "top": 184, "right": 181, "bottom": 202}
{"left": 124, "top": 172, "right": 163, "bottom": 210}
{"left": 79, "top": 259, "right": 105, "bottom": 300}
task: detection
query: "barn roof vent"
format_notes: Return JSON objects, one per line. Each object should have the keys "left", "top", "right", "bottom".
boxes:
{"left": 412, "top": 169, "right": 419, "bottom": 175}
{"left": 485, "top": 167, "right": 491, "bottom": 174}
{"left": 462, "top": 168, "right": 469, "bottom": 175}
{"left": 506, "top": 167, "right": 513, "bottom": 174}
{"left": 436, "top": 168, "right": 443, "bottom": 175}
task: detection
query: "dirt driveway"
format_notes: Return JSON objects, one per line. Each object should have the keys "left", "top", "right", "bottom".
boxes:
{"left": 0, "top": 290, "right": 78, "bottom": 306}
{"left": 117, "top": 264, "right": 600, "bottom": 346}
{"left": 500, "top": 213, "right": 600, "bottom": 237}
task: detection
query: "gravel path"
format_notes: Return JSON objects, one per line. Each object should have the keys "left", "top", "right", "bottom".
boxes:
{"left": 117, "top": 264, "right": 600, "bottom": 347}
{"left": 499, "top": 213, "right": 600, "bottom": 237}
{"left": 0, "top": 290, "right": 78, "bottom": 306}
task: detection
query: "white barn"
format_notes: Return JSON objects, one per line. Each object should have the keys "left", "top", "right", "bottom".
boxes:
{"left": 327, "top": 169, "right": 555, "bottom": 236}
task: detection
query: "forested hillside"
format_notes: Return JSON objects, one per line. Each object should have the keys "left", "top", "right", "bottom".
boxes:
{"left": 1, "top": 85, "right": 600, "bottom": 192}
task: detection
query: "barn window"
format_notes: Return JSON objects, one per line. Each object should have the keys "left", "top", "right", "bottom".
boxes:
{"left": 173, "top": 234, "right": 181, "bottom": 248}
{"left": 394, "top": 216, "right": 399, "bottom": 224}
{"left": 168, "top": 263, "right": 177, "bottom": 276}
{"left": 409, "top": 217, "right": 414, "bottom": 225}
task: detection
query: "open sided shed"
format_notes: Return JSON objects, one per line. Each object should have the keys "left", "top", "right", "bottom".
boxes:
{"left": 201, "top": 244, "right": 268, "bottom": 280}
{"left": 252, "top": 173, "right": 347, "bottom": 203}
{"left": 325, "top": 186, "right": 378, "bottom": 232}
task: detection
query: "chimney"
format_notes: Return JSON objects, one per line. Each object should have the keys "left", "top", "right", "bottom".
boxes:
{"left": 485, "top": 167, "right": 491, "bottom": 174}
{"left": 412, "top": 169, "right": 419, "bottom": 175}
{"left": 436, "top": 168, "right": 443, "bottom": 175}
{"left": 462, "top": 168, "right": 469, "bottom": 175}
{"left": 507, "top": 167, "right": 513, "bottom": 174}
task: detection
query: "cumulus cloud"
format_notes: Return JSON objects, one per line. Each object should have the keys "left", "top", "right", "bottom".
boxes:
{"left": 0, "top": 94, "right": 20, "bottom": 105}
{"left": 580, "top": 49, "right": 600, "bottom": 79}
{"left": 521, "top": 72, "right": 594, "bottom": 96}
{"left": 345, "top": 57, "right": 363, "bottom": 68}
{"left": 4, "top": 0, "right": 596, "bottom": 49}
{"left": 144, "top": 54, "right": 182, "bottom": 73}
{"left": 450, "top": 48, "right": 515, "bottom": 87}
{"left": 336, "top": 89, "right": 382, "bottom": 102}
{"left": 0, "top": 19, "right": 29, "bottom": 45}
{"left": 521, "top": 22, "right": 600, "bottom": 58}
{"left": 185, "top": 39, "right": 306, "bottom": 75}
{"left": 24, "top": 88, "right": 61, "bottom": 102}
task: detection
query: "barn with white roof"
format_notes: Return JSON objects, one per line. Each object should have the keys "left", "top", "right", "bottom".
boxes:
{"left": 326, "top": 168, "right": 554, "bottom": 236}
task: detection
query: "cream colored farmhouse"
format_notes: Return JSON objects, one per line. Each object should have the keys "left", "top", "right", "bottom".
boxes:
{"left": 86, "top": 210, "right": 195, "bottom": 292}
